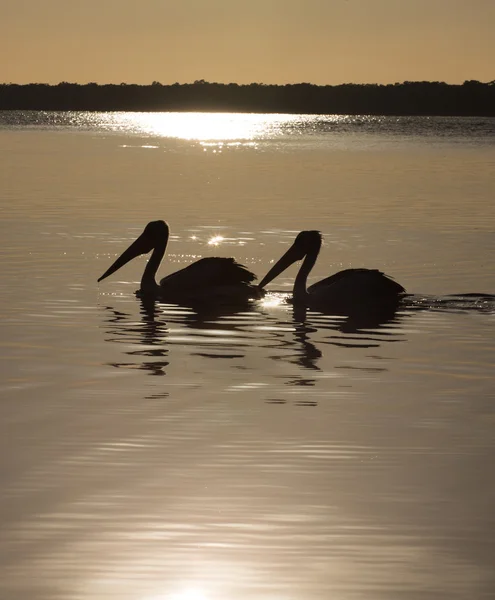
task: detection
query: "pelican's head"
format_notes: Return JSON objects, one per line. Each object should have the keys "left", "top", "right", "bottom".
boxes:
{"left": 258, "top": 230, "right": 322, "bottom": 289}
{"left": 293, "top": 230, "right": 322, "bottom": 255}
{"left": 98, "top": 220, "right": 169, "bottom": 283}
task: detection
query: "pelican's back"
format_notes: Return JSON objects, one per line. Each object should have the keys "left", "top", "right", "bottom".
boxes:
{"left": 309, "top": 268, "right": 404, "bottom": 295}
{"left": 307, "top": 268, "right": 405, "bottom": 314}
{"left": 159, "top": 257, "right": 258, "bottom": 303}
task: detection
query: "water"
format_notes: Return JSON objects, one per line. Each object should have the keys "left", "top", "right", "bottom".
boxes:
{"left": 1, "top": 112, "right": 494, "bottom": 600}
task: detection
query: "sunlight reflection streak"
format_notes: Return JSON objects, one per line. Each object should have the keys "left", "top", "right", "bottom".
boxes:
{"left": 208, "top": 235, "right": 225, "bottom": 246}
{"left": 101, "top": 112, "right": 306, "bottom": 141}
{"left": 145, "top": 588, "right": 207, "bottom": 600}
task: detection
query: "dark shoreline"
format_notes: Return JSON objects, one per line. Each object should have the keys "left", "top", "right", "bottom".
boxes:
{"left": 1, "top": 81, "right": 494, "bottom": 116}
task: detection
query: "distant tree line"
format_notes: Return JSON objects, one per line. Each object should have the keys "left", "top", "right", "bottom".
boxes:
{"left": 1, "top": 80, "right": 494, "bottom": 115}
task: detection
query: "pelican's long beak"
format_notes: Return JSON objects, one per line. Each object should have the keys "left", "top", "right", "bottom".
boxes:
{"left": 258, "top": 244, "right": 304, "bottom": 289}
{"left": 98, "top": 232, "right": 153, "bottom": 283}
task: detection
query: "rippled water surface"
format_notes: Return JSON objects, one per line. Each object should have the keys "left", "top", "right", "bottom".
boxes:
{"left": 1, "top": 112, "right": 495, "bottom": 600}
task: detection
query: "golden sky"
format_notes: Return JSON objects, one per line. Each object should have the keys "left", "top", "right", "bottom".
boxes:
{"left": 3, "top": 0, "right": 494, "bottom": 85}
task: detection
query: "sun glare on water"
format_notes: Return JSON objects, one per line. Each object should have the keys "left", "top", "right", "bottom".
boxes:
{"left": 145, "top": 588, "right": 207, "bottom": 600}
{"left": 104, "top": 112, "right": 302, "bottom": 142}
{"left": 260, "top": 293, "right": 285, "bottom": 308}
{"left": 208, "top": 235, "right": 225, "bottom": 246}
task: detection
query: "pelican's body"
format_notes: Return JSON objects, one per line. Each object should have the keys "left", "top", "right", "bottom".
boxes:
{"left": 98, "top": 220, "right": 261, "bottom": 305}
{"left": 259, "top": 231, "right": 405, "bottom": 315}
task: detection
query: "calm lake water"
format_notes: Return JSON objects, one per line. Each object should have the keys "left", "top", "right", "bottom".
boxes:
{"left": 1, "top": 112, "right": 494, "bottom": 600}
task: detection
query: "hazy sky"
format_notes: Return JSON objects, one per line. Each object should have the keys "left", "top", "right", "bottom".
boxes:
{"left": 2, "top": 0, "right": 494, "bottom": 85}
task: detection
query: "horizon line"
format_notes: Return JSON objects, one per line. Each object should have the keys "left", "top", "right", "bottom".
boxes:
{"left": 2, "top": 79, "right": 495, "bottom": 87}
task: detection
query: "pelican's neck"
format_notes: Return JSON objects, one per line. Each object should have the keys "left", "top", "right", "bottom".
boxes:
{"left": 141, "top": 239, "right": 167, "bottom": 293}
{"left": 293, "top": 241, "right": 321, "bottom": 302}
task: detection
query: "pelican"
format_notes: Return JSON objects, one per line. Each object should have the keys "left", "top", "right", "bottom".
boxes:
{"left": 258, "top": 231, "right": 405, "bottom": 315}
{"left": 98, "top": 220, "right": 261, "bottom": 304}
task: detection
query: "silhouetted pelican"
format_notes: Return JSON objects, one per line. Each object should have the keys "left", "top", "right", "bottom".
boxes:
{"left": 258, "top": 231, "right": 405, "bottom": 315}
{"left": 98, "top": 220, "right": 261, "bottom": 304}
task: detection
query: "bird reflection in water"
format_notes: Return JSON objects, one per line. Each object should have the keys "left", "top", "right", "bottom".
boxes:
{"left": 268, "top": 303, "right": 403, "bottom": 399}
{"left": 281, "top": 318, "right": 322, "bottom": 394}
{"left": 291, "top": 319, "right": 322, "bottom": 372}
{"left": 295, "top": 303, "right": 404, "bottom": 349}
{"left": 101, "top": 294, "right": 405, "bottom": 402}
{"left": 102, "top": 296, "right": 262, "bottom": 377}
{"left": 103, "top": 297, "right": 170, "bottom": 377}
